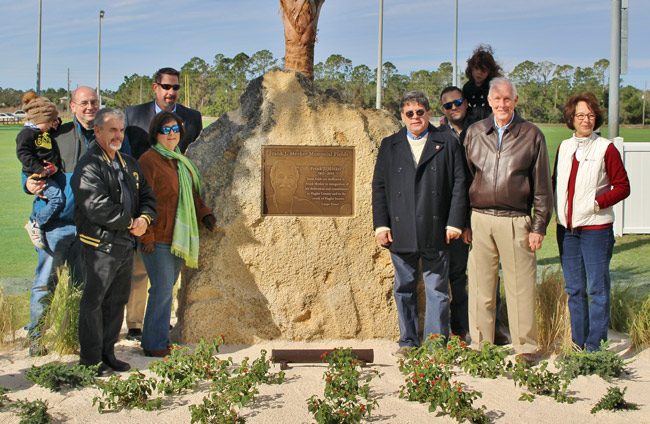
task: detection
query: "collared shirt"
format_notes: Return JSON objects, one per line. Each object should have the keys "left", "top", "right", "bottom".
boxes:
{"left": 154, "top": 102, "right": 177, "bottom": 114}
{"left": 494, "top": 113, "right": 515, "bottom": 148}
{"left": 406, "top": 131, "right": 428, "bottom": 166}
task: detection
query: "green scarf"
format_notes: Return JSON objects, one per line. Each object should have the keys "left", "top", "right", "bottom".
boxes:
{"left": 152, "top": 143, "right": 203, "bottom": 268}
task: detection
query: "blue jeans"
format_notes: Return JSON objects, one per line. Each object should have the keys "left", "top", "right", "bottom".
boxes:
{"left": 30, "top": 174, "right": 65, "bottom": 230}
{"left": 141, "top": 243, "right": 183, "bottom": 351}
{"left": 28, "top": 223, "right": 80, "bottom": 336}
{"left": 557, "top": 225, "right": 615, "bottom": 352}
{"left": 391, "top": 250, "right": 450, "bottom": 347}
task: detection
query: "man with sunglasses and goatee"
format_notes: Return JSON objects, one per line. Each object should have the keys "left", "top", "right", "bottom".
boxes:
{"left": 122, "top": 67, "right": 203, "bottom": 343}
{"left": 372, "top": 91, "right": 468, "bottom": 358}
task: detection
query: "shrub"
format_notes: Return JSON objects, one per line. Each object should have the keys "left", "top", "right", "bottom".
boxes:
{"left": 630, "top": 295, "right": 650, "bottom": 349}
{"left": 93, "top": 371, "right": 161, "bottom": 412}
{"left": 509, "top": 359, "right": 575, "bottom": 404}
{"left": 535, "top": 269, "right": 572, "bottom": 354}
{"left": 25, "top": 362, "right": 97, "bottom": 392}
{"left": 39, "top": 266, "right": 82, "bottom": 355}
{"left": 307, "top": 348, "right": 379, "bottom": 424}
{"left": 555, "top": 342, "right": 626, "bottom": 381}
{"left": 14, "top": 399, "right": 52, "bottom": 424}
{"left": 591, "top": 386, "right": 639, "bottom": 413}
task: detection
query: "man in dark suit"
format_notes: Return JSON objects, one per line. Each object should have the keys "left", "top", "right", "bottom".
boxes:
{"left": 123, "top": 67, "right": 202, "bottom": 342}
{"left": 372, "top": 91, "right": 468, "bottom": 358}
{"left": 124, "top": 67, "right": 202, "bottom": 158}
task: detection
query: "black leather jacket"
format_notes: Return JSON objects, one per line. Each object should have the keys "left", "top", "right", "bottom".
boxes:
{"left": 71, "top": 143, "right": 156, "bottom": 254}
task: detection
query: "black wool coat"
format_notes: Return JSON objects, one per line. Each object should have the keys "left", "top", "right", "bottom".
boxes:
{"left": 371, "top": 125, "right": 469, "bottom": 253}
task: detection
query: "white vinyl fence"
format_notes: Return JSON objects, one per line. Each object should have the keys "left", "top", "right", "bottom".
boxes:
{"left": 613, "top": 137, "right": 650, "bottom": 235}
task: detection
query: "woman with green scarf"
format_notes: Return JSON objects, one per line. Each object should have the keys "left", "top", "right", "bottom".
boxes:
{"left": 138, "top": 111, "right": 216, "bottom": 357}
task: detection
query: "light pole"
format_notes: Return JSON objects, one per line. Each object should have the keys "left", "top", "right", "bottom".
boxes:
{"left": 452, "top": 0, "right": 458, "bottom": 87}
{"left": 608, "top": 0, "right": 621, "bottom": 138}
{"left": 376, "top": 0, "right": 384, "bottom": 109}
{"left": 97, "top": 10, "right": 105, "bottom": 105}
{"left": 36, "top": 0, "right": 42, "bottom": 94}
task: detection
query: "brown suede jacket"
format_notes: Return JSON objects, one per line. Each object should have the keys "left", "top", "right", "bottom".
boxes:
{"left": 138, "top": 149, "right": 212, "bottom": 245}
{"left": 463, "top": 113, "right": 553, "bottom": 235}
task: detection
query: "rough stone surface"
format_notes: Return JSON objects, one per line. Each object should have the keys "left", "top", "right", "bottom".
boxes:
{"left": 175, "top": 70, "right": 401, "bottom": 344}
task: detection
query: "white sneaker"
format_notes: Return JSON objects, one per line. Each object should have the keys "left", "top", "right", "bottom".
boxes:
{"left": 25, "top": 220, "right": 45, "bottom": 249}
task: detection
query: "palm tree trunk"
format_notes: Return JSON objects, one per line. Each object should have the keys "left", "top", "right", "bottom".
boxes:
{"left": 280, "top": 0, "right": 325, "bottom": 79}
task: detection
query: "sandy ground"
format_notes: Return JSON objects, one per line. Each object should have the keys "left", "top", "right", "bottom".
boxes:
{"left": 0, "top": 331, "right": 648, "bottom": 424}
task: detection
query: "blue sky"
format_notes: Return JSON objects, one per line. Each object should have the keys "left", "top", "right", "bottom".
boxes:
{"left": 1, "top": 0, "right": 649, "bottom": 91}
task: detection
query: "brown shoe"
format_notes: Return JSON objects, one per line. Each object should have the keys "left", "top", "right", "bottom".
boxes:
{"left": 143, "top": 347, "right": 171, "bottom": 357}
{"left": 516, "top": 352, "right": 539, "bottom": 366}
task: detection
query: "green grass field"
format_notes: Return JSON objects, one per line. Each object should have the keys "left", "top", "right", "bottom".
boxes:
{"left": 1, "top": 123, "right": 649, "bottom": 291}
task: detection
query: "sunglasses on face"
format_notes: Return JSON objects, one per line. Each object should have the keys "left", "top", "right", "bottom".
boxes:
{"left": 404, "top": 109, "right": 426, "bottom": 118}
{"left": 442, "top": 98, "right": 464, "bottom": 110}
{"left": 158, "top": 124, "right": 181, "bottom": 135}
{"left": 157, "top": 83, "right": 181, "bottom": 91}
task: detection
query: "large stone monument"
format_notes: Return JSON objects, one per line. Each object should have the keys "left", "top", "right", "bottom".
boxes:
{"left": 175, "top": 70, "right": 402, "bottom": 344}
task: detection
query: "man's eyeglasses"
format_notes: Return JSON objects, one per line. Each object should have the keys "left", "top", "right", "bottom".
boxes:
{"left": 158, "top": 124, "right": 181, "bottom": 135}
{"left": 575, "top": 113, "right": 596, "bottom": 121}
{"left": 157, "top": 83, "right": 181, "bottom": 91}
{"left": 73, "top": 100, "right": 99, "bottom": 108}
{"left": 442, "top": 99, "right": 464, "bottom": 110}
{"left": 404, "top": 109, "right": 426, "bottom": 118}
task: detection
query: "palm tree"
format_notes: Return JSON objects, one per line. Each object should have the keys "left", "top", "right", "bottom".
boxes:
{"left": 280, "top": 0, "right": 325, "bottom": 79}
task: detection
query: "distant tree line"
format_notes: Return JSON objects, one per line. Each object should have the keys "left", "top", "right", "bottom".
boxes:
{"left": 0, "top": 49, "right": 646, "bottom": 125}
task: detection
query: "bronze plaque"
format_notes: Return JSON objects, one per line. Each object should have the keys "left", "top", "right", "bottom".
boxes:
{"left": 262, "top": 146, "right": 355, "bottom": 216}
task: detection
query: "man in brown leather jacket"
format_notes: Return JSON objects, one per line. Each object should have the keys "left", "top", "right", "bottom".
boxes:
{"left": 463, "top": 77, "right": 552, "bottom": 361}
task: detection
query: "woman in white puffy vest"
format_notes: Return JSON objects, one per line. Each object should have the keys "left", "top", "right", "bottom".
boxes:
{"left": 553, "top": 92, "right": 630, "bottom": 352}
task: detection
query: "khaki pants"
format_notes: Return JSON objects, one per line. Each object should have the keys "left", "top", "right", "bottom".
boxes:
{"left": 126, "top": 250, "right": 148, "bottom": 330}
{"left": 468, "top": 211, "right": 537, "bottom": 354}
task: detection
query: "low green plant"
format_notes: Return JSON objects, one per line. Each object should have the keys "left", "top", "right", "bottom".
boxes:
{"left": 460, "top": 342, "right": 510, "bottom": 379}
{"left": 509, "top": 359, "right": 575, "bottom": 404}
{"left": 14, "top": 399, "right": 52, "bottom": 424}
{"left": 39, "top": 266, "right": 81, "bottom": 355}
{"left": 399, "top": 336, "right": 489, "bottom": 423}
{"left": 630, "top": 295, "right": 650, "bottom": 349}
{"left": 556, "top": 342, "right": 626, "bottom": 381}
{"left": 0, "top": 386, "right": 10, "bottom": 409}
{"left": 93, "top": 370, "right": 161, "bottom": 412}
{"left": 591, "top": 386, "right": 639, "bottom": 413}
{"left": 190, "top": 349, "right": 285, "bottom": 423}
{"left": 25, "top": 362, "right": 97, "bottom": 392}
{"left": 307, "top": 348, "right": 379, "bottom": 424}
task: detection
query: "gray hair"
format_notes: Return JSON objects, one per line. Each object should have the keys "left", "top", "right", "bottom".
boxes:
{"left": 488, "top": 77, "right": 518, "bottom": 98}
{"left": 400, "top": 90, "right": 430, "bottom": 111}
{"left": 94, "top": 107, "right": 125, "bottom": 128}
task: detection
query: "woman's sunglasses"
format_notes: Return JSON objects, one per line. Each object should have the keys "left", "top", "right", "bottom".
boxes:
{"left": 158, "top": 124, "right": 181, "bottom": 135}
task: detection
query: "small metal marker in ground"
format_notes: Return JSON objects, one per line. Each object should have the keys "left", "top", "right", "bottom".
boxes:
{"left": 271, "top": 349, "right": 374, "bottom": 370}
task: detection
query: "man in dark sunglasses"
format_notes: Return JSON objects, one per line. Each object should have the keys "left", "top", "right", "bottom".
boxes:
{"left": 372, "top": 90, "right": 469, "bottom": 358}
{"left": 439, "top": 86, "right": 469, "bottom": 142}
{"left": 121, "top": 66, "right": 203, "bottom": 343}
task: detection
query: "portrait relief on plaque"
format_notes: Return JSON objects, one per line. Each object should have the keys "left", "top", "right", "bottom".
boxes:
{"left": 262, "top": 146, "right": 355, "bottom": 216}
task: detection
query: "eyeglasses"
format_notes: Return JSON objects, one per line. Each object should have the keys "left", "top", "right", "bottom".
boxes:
{"left": 442, "top": 98, "right": 464, "bottom": 110}
{"left": 575, "top": 113, "right": 596, "bottom": 121}
{"left": 158, "top": 124, "right": 181, "bottom": 135}
{"left": 73, "top": 100, "right": 99, "bottom": 107}
{"left": 156, "top": 83, "right": 181, "bottom": 91}
{"left": 404, "top": 109, "right": 426, "bottom": 118}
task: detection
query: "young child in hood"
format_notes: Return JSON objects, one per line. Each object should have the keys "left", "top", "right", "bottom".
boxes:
{"left": 16, "top": 91, "right": 65, "bottom": 249}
